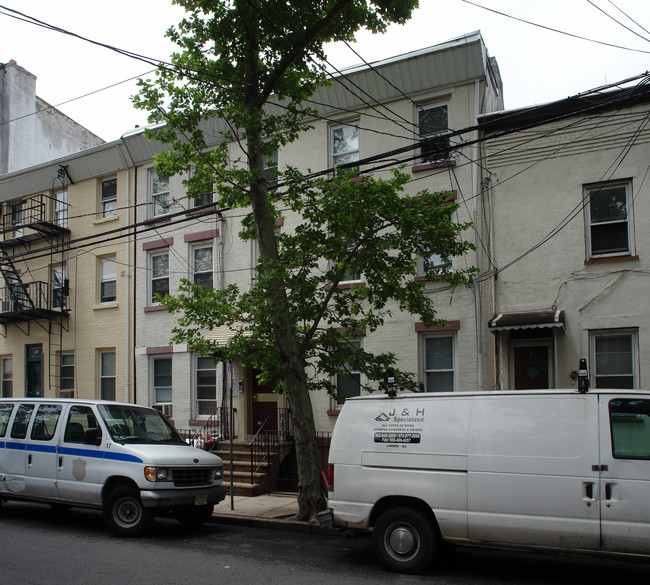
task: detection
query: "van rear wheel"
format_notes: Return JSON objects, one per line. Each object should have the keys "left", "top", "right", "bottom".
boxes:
{"left": 103, "top": 487, "right": 153, "bottom": 537}
{"left": 373, "top": 506, "right": 437, "bottom": 574}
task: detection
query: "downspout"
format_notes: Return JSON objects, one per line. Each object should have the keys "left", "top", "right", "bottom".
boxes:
{"left": 472, "top": 79, "right": 484, "bottom": 391}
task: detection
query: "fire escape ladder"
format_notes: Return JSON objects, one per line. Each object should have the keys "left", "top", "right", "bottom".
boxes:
{"left": 0, "top": 243, "right": 35, "bottom": 311}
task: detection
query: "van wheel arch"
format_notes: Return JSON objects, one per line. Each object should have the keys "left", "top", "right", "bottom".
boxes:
{"left": 102, "top": 479, "right": 152, "bottom": 537}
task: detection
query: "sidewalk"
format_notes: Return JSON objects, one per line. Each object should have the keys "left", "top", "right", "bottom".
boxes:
{"left": 211, "top": 492, "right": 333, "bottom": 533}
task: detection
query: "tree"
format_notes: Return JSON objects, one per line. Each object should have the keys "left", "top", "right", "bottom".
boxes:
{"left": 134, "top": 0, "right": 476, "bottom": 520}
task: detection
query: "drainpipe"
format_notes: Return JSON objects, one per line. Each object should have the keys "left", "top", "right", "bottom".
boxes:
{"left": 472, "top": 79, "right": 484, "bottom": 391}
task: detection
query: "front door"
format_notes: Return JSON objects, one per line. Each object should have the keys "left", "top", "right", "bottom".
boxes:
{"left": 251, "top": 372, "right": 277, "bottom": 435}
{"left": 511, "top": 342, "right": 550, "bottom": 389}
{"left": 26, "top": 344, "right": 43, "bottom": 398}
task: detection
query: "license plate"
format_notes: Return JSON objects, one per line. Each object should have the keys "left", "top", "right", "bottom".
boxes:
{"left": 194, "top": 494, "right": 208, "bottom": 506}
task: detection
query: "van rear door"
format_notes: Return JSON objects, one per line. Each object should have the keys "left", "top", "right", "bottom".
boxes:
{"left": 599, "top": 394, "right": 650, "bottom": 554}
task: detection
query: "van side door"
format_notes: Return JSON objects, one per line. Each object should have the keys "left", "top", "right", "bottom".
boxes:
{"left": 25, "top": 403, "right": 63, "bottom": 499}
{"left": 3, "top": 403, "right": 34, "bottom": 496}
{"left": 599, "top": 395, "right": 650, "bottom": 554}
{"left": 468, "top": 394, "right": 601, "bottom": 550}
{"left": 57, "top": 404, "right": 105, "bottom": 505}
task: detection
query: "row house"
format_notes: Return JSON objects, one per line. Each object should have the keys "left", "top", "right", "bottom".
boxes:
{"left": 480, "top": 82, "right": 650, "bottom": 391}
{"left": 132, "top": 31, "right": 504, "bottom": 442}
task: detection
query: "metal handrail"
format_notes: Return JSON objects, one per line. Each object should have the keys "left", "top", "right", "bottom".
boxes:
{"left": 248, "top": 411, "right": 274, "bottom": 484}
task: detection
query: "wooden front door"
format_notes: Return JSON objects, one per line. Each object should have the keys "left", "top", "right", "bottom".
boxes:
{"left": 251, "top": 373, "right": 277, "bottom": 434}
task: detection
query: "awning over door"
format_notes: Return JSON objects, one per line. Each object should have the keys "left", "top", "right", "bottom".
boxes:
{"left": 488, "top": 309, "right": 565, "bottom": 332}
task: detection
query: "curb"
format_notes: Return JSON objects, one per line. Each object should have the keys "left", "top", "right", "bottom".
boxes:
{"left": 210, "top": 513, "right": 337, "bottom": 535}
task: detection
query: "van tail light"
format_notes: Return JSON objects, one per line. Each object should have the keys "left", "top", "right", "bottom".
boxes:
{"left": 325, "top": 465, "right": 334, "bottom": 492}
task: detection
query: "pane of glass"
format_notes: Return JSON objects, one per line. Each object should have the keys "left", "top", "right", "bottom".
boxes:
{"left": 152, "top": 193, "right": 170, "bottom": 215}
{"left": 596, "top": 335, "right": 633, "bottom": 375}
{"left": 610, "top": 399, "right": 650, "bottom": 457}
{"left": 152, "top": 173, "right": 169, "bottom": 195}
{"left": 3, "top": 357, "right": 12, "bottom": 377}
{"left": 419, "top": 105, "right": 448, "bottom": 136}
{"left": 194, "top": 248, "right": 212, "bottom": 272}
{"left": 101, "top": 378, "right": 116, "bottom": 401}
{"left": 152, "top": 278, "right": 169, "bottom": 298}
{"left": 337, "top": 373, "right": 360, "bottom": 403}
{"left": 194, "top": 272, "right": 213, "bottom": 289}
{"left": 101, "top": 258, "right": 116, "bottom": 281}
{"left": 332, "top": 126, "right": 359, "bottom": 156}
{"left": 101, "top": 352, "right": 115, "bottom": 376}
{"left": 197, "top": 386, "right": 216, "bottom": 400}
{"left": 197, "top": 371, "right": 217, "bottom": 387}
{"left": 426, "top": 371, "right": 454, "bottom": 392}
{"left": 590, "top": 185, "right": 627, "bottom": 223}
{"left": 152, "top": 254, "right": 169, "bottom": 278}
{"left": 101, "top": 178, "right": 117, "bottom": 200}
{"left": 155, "top": 387, "right": 172, "bottom": 403}
{"left": 198, "top": 357, "right": 216, "bottom": 370}
{"left": 153, "top": 358, "right": 172, "bottom": 386}
{"left": 101, "top": 281, "right": 116, "bottom": 302}
{"left": 425, "top": 337, "right": 453, "bottom": 370}
{"left": 591, "top": 222, "right": 629, "bottom": 255}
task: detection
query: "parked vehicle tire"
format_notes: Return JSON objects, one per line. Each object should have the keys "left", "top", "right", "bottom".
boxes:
{"left": 173, "top": 504, "right": 214, "bottom": 528}
{"left": 103, "top": 487, "right": 153, "bottom": 537}
{"left": 373, "top": 506, "right": 437, "bottom": 574}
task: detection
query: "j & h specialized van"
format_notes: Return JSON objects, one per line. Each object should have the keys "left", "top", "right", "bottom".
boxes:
{"left": 327, "top": 389, "right": 650, "bottom": 573}
{"left": 0, "top": 398, "right": 225, "bottom": 535}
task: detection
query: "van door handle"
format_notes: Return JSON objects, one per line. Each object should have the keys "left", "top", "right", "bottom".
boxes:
{"left": 605, "top": 482, "right": 615, "bottom": 505}
{"left": 584, "top": 482, "right": 596, "bottom": 504}
{"left": 27, "top": 454, "right": 32, "bottom": 466}
{"left": 58, "top": 456, "right": 63, "bottom": 468}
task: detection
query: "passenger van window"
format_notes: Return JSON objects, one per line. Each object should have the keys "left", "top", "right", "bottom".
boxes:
{"left": 11, "top": 404, "right": 34, "bottom": 439}
{"left": 63, "top": 405, "right": 100, "bottom": 444}
{"left": 609, "top": 398, "right": 650, "bottom": 459}
{"left": 30, "top": 404, "right": 62, "bottom": 441}
{"left": 0, "top": 404, "right": 14, "bottom": 436}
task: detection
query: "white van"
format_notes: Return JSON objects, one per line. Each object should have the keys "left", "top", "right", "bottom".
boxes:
{"left": 0, "top": 398, "right": 225, "bottom": 536}
{"left": 327, "top": 390, "right": 650, "bottom": 573}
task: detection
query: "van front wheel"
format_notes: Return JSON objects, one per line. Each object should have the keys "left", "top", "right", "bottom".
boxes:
{"left": 373, "top": 507, "right": 437, "bottom": 574}
{"left": 103, "top": 487, "right": 153, "bottom": 537}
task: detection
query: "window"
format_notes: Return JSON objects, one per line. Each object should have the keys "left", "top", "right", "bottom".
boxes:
{"left": 189, "top": 165, "right": 213, "bottom": 208}
{"left": 150, "top": 252, "right": 170, "bottom": 303}
{"left": 591, "top": 329, "right": 637, "bottom": 389}
{"left": 331, "top": 122, "right": 359, "bottom": 168}
{"left": 150, "top": 171, "right": 170, "bottom": 217}
{"left": 0, "top": 404, "right": 13, "bottom": 436}
{"left": 196, "top": 357, "right": 217, "bottom": 415}
{"left": 1, "top": 357, "right": 12, "bottom": 397}
{"left": 418, "top": 104, "right": 450, "bottom": 164}
{"left": 11, "top": 404, "right": 34, "bottom": 439}
{"left": 422, "top": 335, "right": 455, "bottom": 392}
{"left": 10, "top": 200, "right": 23, "bottom": 238}
{"left": 60, "top": 353, "right": 74, "bottom": 398}
{"left": 31, "top": 404, "right": 62, "bottom": 441}
{"left": 419, "top": 252, "right": 453, "bottom": 277}
{"left": 152, "top": 357, "right": 172, "bottom": 406}
{"left": 609, "top": 398, "right": 650, "bottom": 459}
{"left": 52, "top": 264, "right": 67, "bottom": 309}
{"left": 100, "top": 177, "right": 117, "bottom": 218}
{"left": 192, "top": 245, "right": 213, "bottom": 289}
{"left": 263, "top": 149, "right": 279, "bottom": 186}
{"left": 335, "top": 340, "right": 362, "bottom": 405}
{"left": 63, "top": 405, "right": 99, "bottom": 444}
{"left": 584, "top": 181, "right": 634, "bottom": 258}
{"left": 99, "top": 257, "right": 116, "bottom": 303}
{"left": 99, "top": 351, "right": 116, "bottom": 400}
{"left": 54, "top": 189, "right": 68, "bottom": 227}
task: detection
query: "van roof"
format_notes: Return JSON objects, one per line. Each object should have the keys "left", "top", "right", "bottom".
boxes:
{"left": 345, "top": 389, "right": 650, "bottom": 401}
{"left": 0, "top": 398, "right": 147, "bottom": 408}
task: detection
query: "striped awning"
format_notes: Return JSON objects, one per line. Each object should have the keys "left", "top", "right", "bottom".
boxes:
{"left": 488, "top": 310, "right": 565, "bottom": 332}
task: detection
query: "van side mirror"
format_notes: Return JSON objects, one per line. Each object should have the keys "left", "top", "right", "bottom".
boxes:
{"left": 84, "top": 427, "right": 102, "bottom": 446}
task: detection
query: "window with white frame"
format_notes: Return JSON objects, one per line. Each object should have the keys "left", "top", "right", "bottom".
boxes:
{"left": 60, "top": 353, "right": 74, "bottom": 398}
{"left": 192, "top": 245, "right": 214, "bottom": 289}
{"left": 263, "top": 149, "right": 279, "bottom": 186}
{"left": 99, "top": 351, "right": 116, "bottom": 400}
{"left": 335, "top": 340, "right": 362, "bottom": 406}
{"left": 584, "top": 180, "right": 634, "bottom": 259}
{"left": 418, "top": 103, "right": 450, "bottom": 164}
{"left": 195, "top": 357, "right": 217, "bottom": 416}
{"left": 419, "top": 252, "right": 453, "bottom": 277}
{"left": 1, "top": 357, "right": 12, "bottom": 397}
{"left": 331, "top": 122, "right": 359, "bottom": 168}
{"left": 99, "top": 257, "right": 116, "bottom": 303}
{"left": 100, "top": 177, "right": 117, "bottom": 218}
{"left": 54, "top": 189, "right": 68, "bottom": 228}
{"left": 51, "top": 264, "right": 67, "bottom": 310}
{"left": 150, "top": 251, "right": 170, "bottom": 303}
{"left": 152, "top": 356, "right": 172, "bottom": 406}
{"left": 590, "top": 329, "right": 638, "bottom": 389}
{"left": 421, "top": 334, "right": 455, "bottom": 392}
{"left": 150, "top": 171, "right": 170, "bottom": 217}
{"left": 189, "top": 166, "right": 213, "bottom": 208}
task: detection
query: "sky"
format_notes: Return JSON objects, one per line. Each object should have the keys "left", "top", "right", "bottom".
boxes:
{"left": 2, "top": 0, "right": 650, "bottom": 142}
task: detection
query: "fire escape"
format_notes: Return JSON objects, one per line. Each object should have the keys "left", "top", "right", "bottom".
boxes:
{"left": 0, "top": 168, "right": 71, "bottom": 393}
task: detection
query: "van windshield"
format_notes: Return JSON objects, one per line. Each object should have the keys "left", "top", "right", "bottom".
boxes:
{"left": 98, "top": 404, "right": 187, "bottom": 445}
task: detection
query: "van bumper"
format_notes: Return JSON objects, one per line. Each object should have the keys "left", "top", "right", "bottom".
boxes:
{"left": 140, "top": 485, "right": 226, "bottom": 508}
{"left": 329, "top": 499, "right": 372, "bottom": 530}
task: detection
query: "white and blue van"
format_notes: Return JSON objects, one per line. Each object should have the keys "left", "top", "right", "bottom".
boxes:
{"left": 0, "top": 398, "right": 225, "bottom": 536}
